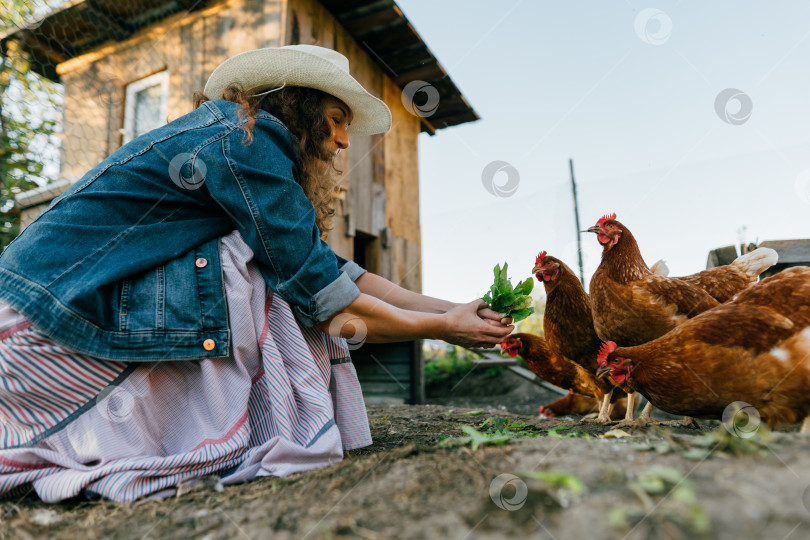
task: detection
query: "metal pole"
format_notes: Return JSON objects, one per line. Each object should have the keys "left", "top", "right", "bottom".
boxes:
{"left": 569, "top": 158, "right": 585, "bottom": 286}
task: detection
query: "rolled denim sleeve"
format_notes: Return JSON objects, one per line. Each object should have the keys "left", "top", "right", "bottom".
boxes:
{"left": 335, "top": 255, "right": 367, "bottom": 282}
{"left": 206, "top": 115, "right": 359, "bottom": 326}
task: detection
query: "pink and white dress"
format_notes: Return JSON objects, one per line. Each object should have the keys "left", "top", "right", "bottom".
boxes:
{"left": 0, "top": 232, "right": 371, "bottom": 503}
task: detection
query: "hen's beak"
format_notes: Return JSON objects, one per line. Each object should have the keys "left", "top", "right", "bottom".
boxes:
{"left": 499, "top": 346, "right": 508, "bottom": 357}
{"left": 584, "top": 225, "right": 600, "bottom": 234}
{"left": 596, "top": 365, "right": 611, "bottom": 379}
{"left": 532, "top": 264, "right": 544, "bottom": 275}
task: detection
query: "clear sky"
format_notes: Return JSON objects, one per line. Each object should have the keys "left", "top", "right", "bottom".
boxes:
{"left": 395, "top": 0, "right": 810, "bottom": 302}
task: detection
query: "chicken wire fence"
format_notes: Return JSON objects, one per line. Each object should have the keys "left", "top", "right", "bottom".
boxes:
{"left": 1, "top": 0, "right": 194, "bottom": 246}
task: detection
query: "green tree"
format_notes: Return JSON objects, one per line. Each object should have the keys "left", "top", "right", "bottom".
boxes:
{"left": 0, "top": 0, "right": 63, "bottom": 248}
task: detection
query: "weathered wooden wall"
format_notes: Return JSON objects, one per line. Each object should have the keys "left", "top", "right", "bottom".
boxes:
{"left": 286, "top": 0, "right": 423, "bottom": 292}
{"left": 284, "top": 0, "right": 424, "bottom": 404}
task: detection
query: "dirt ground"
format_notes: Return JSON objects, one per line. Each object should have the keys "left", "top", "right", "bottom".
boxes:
{"left": 2, "top": 370, "right": 810, "bottom": 540}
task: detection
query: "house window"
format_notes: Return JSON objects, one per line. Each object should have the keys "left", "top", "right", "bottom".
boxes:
{"left": 123, "top": 71, "right": 169, "bottom": 143}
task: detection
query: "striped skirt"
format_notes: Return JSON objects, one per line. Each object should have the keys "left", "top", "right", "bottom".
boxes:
{"left": 0, "top": 232, "right": 371, "bottom": 503}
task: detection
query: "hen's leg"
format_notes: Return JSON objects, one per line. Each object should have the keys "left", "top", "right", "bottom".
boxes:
{"left": 624, "top": 392, "right": 636, "bottom": 422}
{"left": 584, "top": 390, "right": 614, "bottom": 423}
{"left": 611, "top": 392, "right": 637, "bottom": 427}
{"left": 614, "top": 393, "right": 658, "bottom": 429}
{"left": 596, "top": 390, "right": 614, "bottom": 423}
{"left": 635, "top": 402, "right": 653, "bottom": 426}
{"left": 801, "top": 416, "right": 810, "bottom": 433}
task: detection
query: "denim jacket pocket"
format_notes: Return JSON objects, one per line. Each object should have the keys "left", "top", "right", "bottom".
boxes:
{"left": 116, "top": 238, "right": 228, "bottom": 337}
{"left": 118, "top": 265, "right": 163, "bottom": 332}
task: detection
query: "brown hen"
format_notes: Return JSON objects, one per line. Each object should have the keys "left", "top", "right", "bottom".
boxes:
{"left": 587, "top": 213, "right": 777, "bottom": 347}
{"left": 586, "top": 213, "right": 776, "bottom": 425}
{"left": 596, "top": 266, "right": 810, "bottom": 430}
{"left": 532, "top": 252, "right": 625, "bottom": 422}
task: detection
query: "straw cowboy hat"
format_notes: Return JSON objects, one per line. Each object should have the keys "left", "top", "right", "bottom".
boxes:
{"left": 204, "top": 44, "right": 392, "bottom": 136}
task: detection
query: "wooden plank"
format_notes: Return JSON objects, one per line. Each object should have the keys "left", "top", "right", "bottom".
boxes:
{"left": 430, "top": 112, "right": 480, "bottom": 130}
{"left": 353, "top": 350, "right": 413, "bottom": 365}
{"left": 86, "top": 0, "right": 132, "bottom": 41}
{"left": 392, "top": 62, "right": 441, "bottom": 87}
{"left": 382, "top": 76, "right": 420, "bottom": 244}
{"left": 356, "top": 353, "right": 415, "bottom": 366}
{"left": 176, "top": 0, "right": 208, "bottom": 10}
{"left": 384, "top": 46, "right": 434, "bottom": 75}
{"left": 410, "top": 339, "right": 424, "bottom": 404}
{"left": 705, "top": 245, "right": 737, "bottom": 268}
{"left": 361, "top": 381, "right": 411, "bottom": 396}
{"left": 341, "top": 8, "right": 403, "bottom": 37}
{"left": 323, "top": 0, "right": 393, "bottom": 21}
{"left": 371, "top": 182, "right": 385, "bottom": 234}
{"left": 360, "top": 23, "right": 418, "bottom": 57}
{"left": 759, "top": 239, "right": 810, "bottom": 264}
{"left": 347, "top": 133, "right": 374, "bottom": 235}
{"left": 352, "top": 365, "right": 412, "bottom": 380}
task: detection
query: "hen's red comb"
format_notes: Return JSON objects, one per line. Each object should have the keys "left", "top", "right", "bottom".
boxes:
{"left": 596, "top": 212, "right": 617, "bottom": 226}
{"left": 535, "top": 251, "right": 547, "bottom": 266}
{"left": 597, "top": 341, "right": 618, "bottom": 366}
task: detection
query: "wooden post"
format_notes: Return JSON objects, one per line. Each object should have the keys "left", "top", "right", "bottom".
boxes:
{"left": 569, "top": 158, "right": 585, "bottom": 286}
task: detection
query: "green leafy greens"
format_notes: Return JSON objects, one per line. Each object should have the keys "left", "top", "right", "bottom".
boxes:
{"left": 482, "top": 262, "right": 535, "bottom": 322}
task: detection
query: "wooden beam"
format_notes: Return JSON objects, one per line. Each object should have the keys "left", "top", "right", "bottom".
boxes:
{"left": 393, "top": 62, "right": 441, "bottom": 87}
{"left": 419, "top": 117, "right": 436, "bottom": 135}
{"left": 325, "top": 0, "right": 393, "bottom": 22}
{"left": 86, "top": 0, "right": 131, "bottom": 41}
{"left": 384, "top": 46, "right": 434, "bottom": 74}
{"left": 361, "top": 23, "right": 418, "bottom": 57}
{"left": 341, "top": 6, "right": 402, "bottom": 36}
{"left": 175, "top": 0, "right": 208, "bottom": 12}
{"left": 429, "top": 111, "right": 480, "bottom": 129}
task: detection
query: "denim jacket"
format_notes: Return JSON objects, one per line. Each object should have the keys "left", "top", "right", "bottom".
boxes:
{"left": 0, "top": 100, "right": 364, "bottom": 362}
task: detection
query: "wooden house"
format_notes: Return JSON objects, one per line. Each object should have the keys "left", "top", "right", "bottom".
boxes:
{"left": 2, "top": 0, "right": 479, "bottom": 404}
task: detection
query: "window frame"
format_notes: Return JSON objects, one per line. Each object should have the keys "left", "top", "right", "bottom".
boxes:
{"left": 122, "top": 71, "right": 170, "bottom": 143}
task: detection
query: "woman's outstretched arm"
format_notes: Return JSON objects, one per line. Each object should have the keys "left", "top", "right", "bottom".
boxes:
{"left": 353, "top": 272, "right": 509, "bottom": 324}
{"left": 316, "top": 293, "right": 513, "bottom": 349}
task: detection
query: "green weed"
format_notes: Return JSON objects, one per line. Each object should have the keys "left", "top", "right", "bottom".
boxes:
{"left": 608, "top": 466, "right": 711, "bottom": 538}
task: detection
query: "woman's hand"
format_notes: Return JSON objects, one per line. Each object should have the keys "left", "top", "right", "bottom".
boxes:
{"left": 441, "top": 300, "right": 514, "bottom": 348}
{"left": 477, "top": 304, "right": 513, "bottom": 326}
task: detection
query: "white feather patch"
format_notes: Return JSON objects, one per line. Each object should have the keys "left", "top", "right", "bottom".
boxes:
{"left": 770, "top": 347, "right": 790, "bottom": 364}
{"left": 732, "top": 247, "right": 778, "bottom": 277}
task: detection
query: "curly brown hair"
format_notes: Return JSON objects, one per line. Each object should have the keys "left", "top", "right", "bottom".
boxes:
{"left": 193, "top": 85, "right": 340, "bottom": 238}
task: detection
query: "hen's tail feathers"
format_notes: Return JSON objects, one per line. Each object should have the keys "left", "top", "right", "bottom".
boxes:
{"left": 731, "top": 247, "right": 778, "bottom": 277}
{"left": 650, "top": 259, "right": 670, "bottom": 277}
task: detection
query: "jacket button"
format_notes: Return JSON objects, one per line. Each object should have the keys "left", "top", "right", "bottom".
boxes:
{"left": 203, "top": 339, "right": 215, "bottom": 351}
{"left": 195, "top": 258, "right": 208, "bottom": 268}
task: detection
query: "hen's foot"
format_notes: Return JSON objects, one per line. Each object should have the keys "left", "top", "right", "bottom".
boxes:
{"left": 662, "top": 416, "right": 698, "bottom": 429}
{"left": 612, "top": 417, "right": 652, "bottom": 430}
{"left": 582, "top": 413, "right": 613, "bottom": 424}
